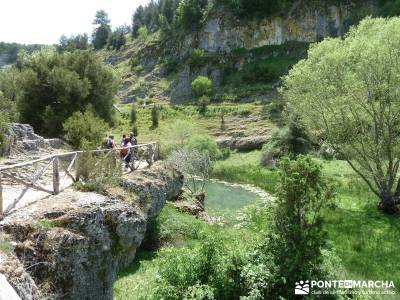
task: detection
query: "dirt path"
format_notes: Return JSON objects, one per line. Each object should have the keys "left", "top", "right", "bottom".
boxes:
{"left": 1, "top": 156, "right": 149, "bottom": 214}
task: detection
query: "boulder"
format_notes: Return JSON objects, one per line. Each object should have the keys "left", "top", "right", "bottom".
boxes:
{"left": 216, "top": 136, "right": 267, "bottom": 152}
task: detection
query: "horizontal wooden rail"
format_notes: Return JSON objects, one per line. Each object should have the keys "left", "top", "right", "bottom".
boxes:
{"left": 0, "top": 142, "right": 158, "bottom": 171}
{"left": 0, "top": 142, "right": 159, "bottom": 215}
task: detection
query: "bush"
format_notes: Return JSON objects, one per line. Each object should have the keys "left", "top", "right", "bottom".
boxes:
{"left": 192, "top": 76, "right": 213, "bottom": 98}
{"left": 138, "top": 26, "right": 149, "bottom": 39}
{"left": 261, "top": 115, "right": 312, "bottom": 167}
{"left": 175, "top": 0, "right": 208, "bottom": 30}
{"left": 267, "top": 155, "right": 334, "bottom": 298}
{"left": 0, "top": 91, "right": 17, "bottom": 156}
{"left": 155, "top": 234, "right": 242, "bottom": 299}
{"left": 130, "top": 104, "right": 137, "bottom": 125}
{"left": 63, "top": 107, "right": 108, "bottom": 149}
{"left": 242, "top": 62, "right": 279, "bottom": 83}
{"left": 187, "top": 135, "right": 221, "bottom": 161}
{"left": 198, "top": 95, "right": 210, "bottom": 115}
{"left": 151, "top": 105, "right": 160, "bottom": 128}
{"left": 75, "top": 144, "right": 122, "bottom": 193}
{"left": 190, "top": 48, "right": 205, "bottom": 68}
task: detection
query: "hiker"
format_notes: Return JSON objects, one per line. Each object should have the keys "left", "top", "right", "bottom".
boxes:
{"left": 106, "top": 135, "right": 115, "bottom": 149}
{"left": 129, "top": 132, "right": 138, "bottom": 160}
{"left": 129, "top": 132, "right": 137, "bottom": 146}
{"left": 121, "top": 134, "right": 126, "bottom": 146}
{"left": 120, "top": 137, "right": 132, "bottom": 170}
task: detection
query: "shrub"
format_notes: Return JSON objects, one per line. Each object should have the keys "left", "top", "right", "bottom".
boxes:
{"left": 192, "top": 76, "right": 213, "bottom": 98}
{"left": 261, "top": 115, "right": 312, "bottom": 167}
{"left": 138, "top": 26, "right": 149, "bottom": 39}
{"left": 187, "top": 135, "right": 221, "bottom": 161}
{"left": 75, "top": 144, "right": 122, "bottom": 193}
{"left": 198, "top": 95, "right": 210, "bottom": 115}
{"left": 267, "top": 155, "right": 334, "bottom": 298}
{"left": 132, "top": 124, "right": 138, "bottom": 137}
{"left": 175, "top": 0, "right": 208, "bottom": 30}
{"left": 154, "top": 234, "right": 242, "bottom": 299}
{"left": 166, "top": 149, "right": 211, "bottom": 195}
{"left": 63, "top": 107, "right": 108, "bottom": 149}
{"left": 190, "top": 48, "right": 205, "bottom": 68}
{"left": 130, "top": 104, "right": 137, "bottom": 125}
{"left": 151, "top": 105, "right": 160, "bottom": 128}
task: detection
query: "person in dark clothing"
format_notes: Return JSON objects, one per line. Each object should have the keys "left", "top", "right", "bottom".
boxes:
{"left": 121, "top": 134, "right": 127, "bottom": 146}
{"left": 120, "top": 137, "right": 132, "bottom": 170}
{"left": 106, "top": 135, "right": 115, "bottom": 149}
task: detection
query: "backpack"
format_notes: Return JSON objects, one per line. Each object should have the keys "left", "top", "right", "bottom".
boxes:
{"left": 120, "top": 146, "right": 128, "bottom": 158}
{"left": 130, "top": 136, "right": 137, "bottom": 146}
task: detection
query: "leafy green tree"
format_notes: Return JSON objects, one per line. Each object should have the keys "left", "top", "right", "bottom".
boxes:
{"left": 92, "top": 10, "right": 111, "bottom": 50}
{"left": 63, "top": 107, "right": 108, "bottom": 149}
{"left": 0, "top": 91, "right": 18, "bottom": 155}
{"left": 130, "top": 104, "right": 137, "bottom": 125}
{"left": 175, "top": 0, "right": 208, "bottom": 30}
{"left": 14, "top": 48, "right": 118, "bottom": 135}
{"left": 187, "top": 134, "right": 221, "bottom": 160}
{"left": 191, "top": 76, "right": 213, "bottom": 98}
{"left": 151, "top": 105, "right": 160, "bottom": 128}
{"left": 268, "top": 156, "right": 333, "bottom": 298}
{"left": 261, "top": 113, "right": 312, "bottom": 166}
{"left": 132, "top": 5, "right": 145, "bottom": 38}
{"left": 283, "top": 17, "right": 400, "bottom": 213}
{"left": 107, "top": 26, "right": 127, "bottom": 50}
{"left": 58, "top": 34, "right": 89, "bottom": 52}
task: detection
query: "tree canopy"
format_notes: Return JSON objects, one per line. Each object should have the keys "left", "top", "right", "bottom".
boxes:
{"left": 283, "top": 17, "right": 400, "bottom": 213}
{"left": 92, "top": 10, "right": 111, "bottom": 50}
{"left": 6, "top": 48, "right": 118, "bottom": 135}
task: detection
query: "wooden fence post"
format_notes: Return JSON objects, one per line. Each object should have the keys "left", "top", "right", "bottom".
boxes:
{"left": 0, "top": 172, "right": 3, "bottom": 215}
{"left": 53, "top": 157, "right": 60, "bottom": 195}
{"left": 75, "top": 153, "right": 80, "bottom": 182}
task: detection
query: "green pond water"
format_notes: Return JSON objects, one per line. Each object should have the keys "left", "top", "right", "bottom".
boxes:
{"left": 198, "top": 180, "right": 260, "bottom": 215}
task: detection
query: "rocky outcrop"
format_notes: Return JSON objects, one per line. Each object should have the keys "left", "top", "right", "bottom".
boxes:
{"left": 216, "top": 135, "right": 267, "bottom": 151}
{"left": 0, "top": 253, "right": 40, "bottom": 300}
{"left": 197, "top": 1, "right": 375, "bottom": 53}
{"left": 0, "top": 163, "right": 183, "bottom": 299}
{"left": 3, "top": 123, "right": 65, "bottom": 157}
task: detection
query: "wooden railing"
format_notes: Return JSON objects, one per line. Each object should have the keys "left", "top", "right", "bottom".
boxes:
{"left": 0, "top": 142, "right": 159, "bottom": 215}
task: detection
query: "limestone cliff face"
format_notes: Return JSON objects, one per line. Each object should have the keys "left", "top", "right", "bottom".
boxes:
{"left": 197, "top": 1, "right": 375, "bottom": 53}
{"left": 168, "top": 1, "right": 376, "bottom": 102}
{"left": 0, "top": 163, "right": 183, "bottom": 300}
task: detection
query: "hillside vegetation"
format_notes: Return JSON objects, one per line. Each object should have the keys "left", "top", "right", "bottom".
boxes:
{"left": 2, "top": 1, "right": 400, "bottom": 299}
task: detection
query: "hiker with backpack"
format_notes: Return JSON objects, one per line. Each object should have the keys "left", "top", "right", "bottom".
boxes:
{"left": 120, "top": 137, "right": 132, "bottom": 171}
{"left": 106, "top": 135, "right": 115, "bottom": 149}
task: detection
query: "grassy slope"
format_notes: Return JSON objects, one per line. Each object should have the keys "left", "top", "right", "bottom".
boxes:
{"left": 112, "top": 101, "right": 275, "bottom": 146}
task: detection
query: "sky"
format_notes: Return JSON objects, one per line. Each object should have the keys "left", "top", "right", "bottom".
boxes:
{"left": 0, "top": 0, "right": 151, "bottom": 45}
